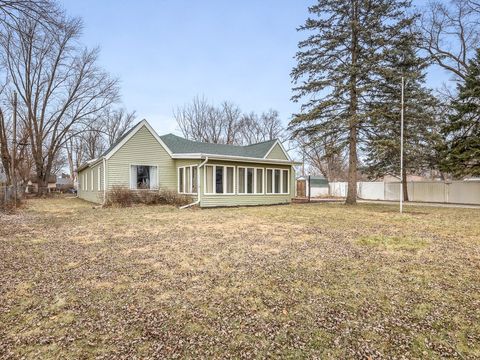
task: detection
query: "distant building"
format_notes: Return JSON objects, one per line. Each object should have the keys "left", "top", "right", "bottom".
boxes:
{"left": 26, "top": 175, "right": 57, "bottom": 193}
{"left": 296, "top": 175, "right": 329, "bottom": 197}
{"left": 56, "top": 173, "right": 74, "bottom": 192}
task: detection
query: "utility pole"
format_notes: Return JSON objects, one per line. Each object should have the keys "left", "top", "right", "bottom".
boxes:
{"left": 11, "top": 91, "right": 17, "bottom": 208}
{"left": 400, "top": 77, "right": 404, "bottom": 214}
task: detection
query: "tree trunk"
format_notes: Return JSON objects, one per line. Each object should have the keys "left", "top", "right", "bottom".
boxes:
{"left": 345, "top": 0, "right": 359, "bottom": 205}
{"left": 37, "top": 175, "right": 48, "bottom": 196}
{"left": 402, "top": 168, "right": 409, "bottom": 202}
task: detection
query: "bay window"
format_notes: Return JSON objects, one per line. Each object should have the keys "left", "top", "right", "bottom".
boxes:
{"left": 178, "top": 165, "right": 198, "bottom": 194}
{"left": 205, "top": 165, "right": 235, "bottom": 194}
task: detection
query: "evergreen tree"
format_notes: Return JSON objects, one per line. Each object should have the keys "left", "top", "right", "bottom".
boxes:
{"left": 441, "top": 48, "right": 480, "bottom": 178}
{"left": 290, "top": 0, "right": 415, "bottom": 205}
{"left": 363, "top": 30, "right": 441, "bottom": 201}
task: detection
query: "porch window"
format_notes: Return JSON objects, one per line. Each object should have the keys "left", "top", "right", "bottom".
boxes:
{"left": 238, "top": 167, "right": 264, "bottom": 194}
{"left": 205, "top": 165, "right": 234, "bottom": 194}
{"left": 266, "top": 168, "right": 289, "bottom": 194}
{"left": 178, "top": 165, "right": 198, "bottom": 194}
{"left": 130, "top": 165, "right": 158, "bottom": 189}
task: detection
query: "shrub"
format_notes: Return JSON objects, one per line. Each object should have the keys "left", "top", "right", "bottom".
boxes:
{"left": 104, "top": 186, "right": 192, "bottom": 208}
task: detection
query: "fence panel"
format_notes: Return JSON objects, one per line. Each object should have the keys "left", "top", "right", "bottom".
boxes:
{"left": 329, "top": 182, "right": 348, "bottom": 197}
{"left": 411, "top": 182, "right": 446, "bottom": 203}
{"left": 358, "top": 182, "right": 385, "bottom": 200}
{"left": 447, "top": 182, "right": 480, "bottom": 205}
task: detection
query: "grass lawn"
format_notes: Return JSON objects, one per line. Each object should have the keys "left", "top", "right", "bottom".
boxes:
{"left": 1, "top": 197, "right": 479, "bottom": 359}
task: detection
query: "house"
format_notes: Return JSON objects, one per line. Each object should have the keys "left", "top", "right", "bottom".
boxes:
{"left": 77, "top": 120, "right": 298, "bottom": 207}
{"left": 26, "top": 175, "right": 57, "bottom": 193}
{"left": 56, "top": 173, "right": 74, "bottom": 192}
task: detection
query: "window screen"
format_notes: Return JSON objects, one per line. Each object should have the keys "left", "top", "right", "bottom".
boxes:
{"left": 238, "top": 167, "right": 245, "bottom": 194}
{"left": 206, "top": 166, "right": 214, "bottom": 193}
{"left": 215, "top": 167, "right": 224, "bottom": 194}
{"left": 226, "top": 167, "right": 234, "bottom": 194}
{"left": 256, "top": 168, "right": 263, "bottom": 193}
{"left": 274, "top": 169, "right": 281, "bottom": 194}
{"left": 282, "top": 170, "right": 289, "bottom": 194}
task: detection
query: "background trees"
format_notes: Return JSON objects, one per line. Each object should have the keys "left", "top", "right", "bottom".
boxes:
{"left": 440, "top": 49, "right": 480, "bottom": 177}
{"left": 174, "top": 96, "right": 285, "bottom": 145}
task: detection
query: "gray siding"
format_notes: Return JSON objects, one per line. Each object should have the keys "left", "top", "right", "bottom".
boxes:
{"left": 265, "top": 143, "right": 288, "bottom": 160}
{"left": 78, "top": 162, "right": 104, "bottom": 203}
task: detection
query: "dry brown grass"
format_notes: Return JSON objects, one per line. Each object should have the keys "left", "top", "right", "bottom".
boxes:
{"left": 0, "top": 197, "right": 479, "bottom": 359}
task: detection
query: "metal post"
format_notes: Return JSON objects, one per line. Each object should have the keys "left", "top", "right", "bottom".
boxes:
{"left": 11, "top": 91, "right": 17, "bottom": 208}
{"left": 308, "top": 175, "right": 311, "bottom": 203}
{"left": 400, "top": 77, "right": 404, "bottom": 214}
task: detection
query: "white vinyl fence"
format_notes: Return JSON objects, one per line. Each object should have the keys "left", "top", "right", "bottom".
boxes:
{"left": 329, "top": 181, "right": 480, "bottom": 205}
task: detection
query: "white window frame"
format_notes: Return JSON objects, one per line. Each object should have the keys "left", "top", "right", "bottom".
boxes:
{"left": 178, "top": 165, "right": 198, "bottom": 194}
{"left": 266, "top": 168, "right": 290, "bottom": 195}
{"left": 204, "top": 165, "right": 235, "bottom": 195}
{"left": 97, "top": 168, "right": 101, "bottom": 191}
{"left": 91, "top": 170, "right": 94, "bottom": 191}
{"left": 129, "top": 164, "right": 159, "bottom": 190}
{"left": 237, "top": 166, "right": 264, "bottom": 195}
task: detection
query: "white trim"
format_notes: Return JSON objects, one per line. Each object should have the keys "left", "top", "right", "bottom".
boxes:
{"left": 97, "top": 167, "right": 101, "bottom": 190}
{"left": 265, "top": 167, "right": 290, "bottom": 195}
{"left": 172, "top": 153, "right": 298, "bottom": 165}
{"left": 90, "top": 170, "right": 94, "bottom": 191}
{"left": 237, "top": 166, "right": 264, "bottom": 195}
{"left": 105, "top": 120, "right": 173, "bottom": 160}
{"left": 177, "top": 165, "right": 198, "bottom": 195}
{"left": 129, "top": 163, "right": 159, "bottom": 190}
{"left": 263, "top": 140, "right": 292, "bottom": 161}
{"left": 204, "top": 165, "right": 235, "bottom": 195}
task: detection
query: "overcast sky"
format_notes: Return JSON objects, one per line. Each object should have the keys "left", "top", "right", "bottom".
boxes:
{"left": 61, "top": 0, "right": 452, "bottom": 136}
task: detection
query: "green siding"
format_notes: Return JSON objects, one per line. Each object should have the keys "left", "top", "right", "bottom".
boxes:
{"left": 78, "top": 162, "right": 104, "bottom": 203}
{"left": 198, "top": 160, "right": 294, "bottom": 208}
{"left": 107, "top": 125, "right": 176, "bottom": 191}
{"left": 265, "top": 143, "right": 288, "bottom": 160}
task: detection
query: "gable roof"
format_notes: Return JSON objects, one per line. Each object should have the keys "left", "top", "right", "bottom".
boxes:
{"left": 78, "top": 120, "right": 295, "bottom": 171}
{"left": 159, "top": 133, "right": 279, "bottom": 159}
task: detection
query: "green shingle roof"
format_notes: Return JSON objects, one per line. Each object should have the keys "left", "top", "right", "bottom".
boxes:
{"left": 159, "top": 133, "right": 278, "bottom": 159}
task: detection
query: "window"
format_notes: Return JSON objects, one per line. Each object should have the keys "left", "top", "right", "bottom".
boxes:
{"left": 238, "top": 167, "right": 264, "bottom": 194}
{"left": 256, "top": 168, "right": 263, "bottom": 194}
{"left": 266, "top": 168, "right": 290, "bottom": 194}
{"left": 205, "top": 165, "right": 234, "bottom": 194}
{"left": 130, "top": 165, "right": 158, "bottom": 190}
{"left": 178, "top": 165, "right": 198, "bottom": 194}
{"left": 97, "top": 168, "right": 101, "bottom": 190}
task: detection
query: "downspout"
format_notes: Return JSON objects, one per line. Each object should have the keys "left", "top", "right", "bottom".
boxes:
{"left": 180, "top": 156, "right": 208, "bottom": 209}
{"left": 102, "top": 157, "right": 107, "bottom": 205}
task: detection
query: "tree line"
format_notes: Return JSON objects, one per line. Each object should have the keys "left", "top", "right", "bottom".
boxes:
{"left": 290, "top": 0, "right": 480, "bottom": 204}
{"left": 0, "top": 0, "right": 136, "bottom": 194}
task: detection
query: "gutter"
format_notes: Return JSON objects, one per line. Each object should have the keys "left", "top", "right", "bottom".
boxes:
{"left": 180, "top": 156, "right": 209, "bottom": 209}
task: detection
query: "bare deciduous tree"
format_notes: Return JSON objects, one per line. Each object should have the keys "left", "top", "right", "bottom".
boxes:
{"left": 103, "top": 107, "right": 136, "bottom": 147}
{"left": 1, "top": 14, "right": 119, "bottom": 194}
{"left": 420, "top": 0, "right": 480, "bottom": 81}
{"left": 175, "top": 96, "right": 285, "bottom": 145}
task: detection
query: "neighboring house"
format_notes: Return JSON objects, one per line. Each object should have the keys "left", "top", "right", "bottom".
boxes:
{"left": 26, "top": 175, "right": 57, "bottom": 193}
{"left": 56, "top": 173, "right": 74, "bottom": 192}
{"left": 77, "top": 120, "right": 298, "bottom": 207}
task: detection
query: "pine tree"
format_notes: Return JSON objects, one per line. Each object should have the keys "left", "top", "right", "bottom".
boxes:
{"left": 441, "top": 48, "right": 480, "bottom": 178}
{"left": 290, "top": 0, "right": 415, "bottom": 205}
{"left": 363, "top": 30, "right": 441, "bottom": 201}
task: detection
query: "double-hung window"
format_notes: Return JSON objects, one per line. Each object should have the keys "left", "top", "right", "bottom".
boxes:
{"left": 238, "top": 167, "right": 264, "bottom": 194}
{"left": 178, "top": 165, "right": 198, "bottom": 194}
{"left": 266, "top": 168, "right": 289, "bottom": 194}
{"left": 130, "top": 165, "right": 158, "bottom": 190}
{"left": 204, "top": 165, "right": 235, "bottom": 195}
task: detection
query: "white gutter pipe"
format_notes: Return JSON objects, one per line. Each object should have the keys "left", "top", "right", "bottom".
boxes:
{"left": 180, "top": 156, "right": 209, "bottom": 209}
